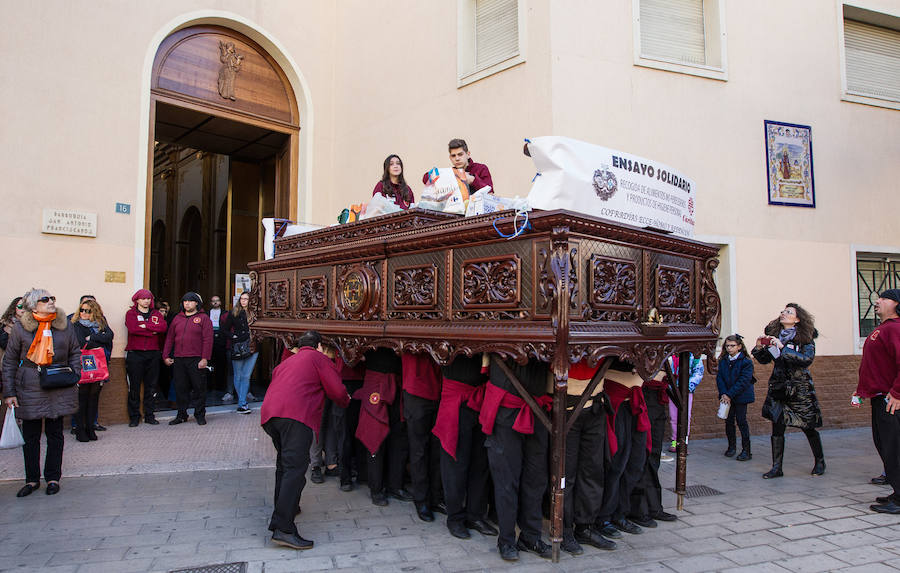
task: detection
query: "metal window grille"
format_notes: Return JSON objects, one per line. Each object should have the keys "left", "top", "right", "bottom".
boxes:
{"left": 857, "top": 256, "right": 900, "bottom": 338}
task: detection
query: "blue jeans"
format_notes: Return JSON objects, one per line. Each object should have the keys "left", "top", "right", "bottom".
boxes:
{"left": 232, "top": 352, "right": 259, "bottom": 407}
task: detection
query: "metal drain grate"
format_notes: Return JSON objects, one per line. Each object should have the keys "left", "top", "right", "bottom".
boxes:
{"left": 170, "top": 563, "right": 247, "bottom": 573}
{"left": 667, "top": 484, "right": 723, "bottom": 498}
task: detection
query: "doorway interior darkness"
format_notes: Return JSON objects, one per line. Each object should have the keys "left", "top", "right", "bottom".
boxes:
{"left": 149, "top": 100, "right": 289, "bottom": 307}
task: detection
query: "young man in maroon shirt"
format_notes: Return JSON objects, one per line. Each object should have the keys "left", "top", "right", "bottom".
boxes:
{"left": 854, "top": 289, "right": 900, "bottom": 514}
{"left": 422, "top": 138, "right": 494, "bottom": 195}
{"left": 163, "top": 292, "right": 213, "bottom": 425}
{"left": 261, "top": 330, "right": 351, "bottom": 549}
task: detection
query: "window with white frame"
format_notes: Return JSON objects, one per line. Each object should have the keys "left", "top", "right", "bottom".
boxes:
{"left": 842, "top": 5, "right": 900, "bottom": 107}
{"left": 634, "top": 0, "right": 727, "bottom": 80}
{"left": 458, "top": 0, "right": 525, "bottom": 87}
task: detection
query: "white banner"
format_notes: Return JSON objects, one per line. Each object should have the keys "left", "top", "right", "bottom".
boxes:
{"left": 526, "top": 137, "right": 696, "bottom": 238}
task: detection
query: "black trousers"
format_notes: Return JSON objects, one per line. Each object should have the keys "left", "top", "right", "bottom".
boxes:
{"left": 22, "top": 417, "right": 64, "bottom": 483}
{"left": 340, "top": 381, "right": 364, "bottom": 484}
{"left": 263, "top": 417, "right": 314, "bottom": 535}
{"left": 872, "top": 396, "right": 900, "bottom": 499}
{"left": 210, "top": 336, "right": 227, "bottom": 391}
{"left": 725, "top": 402, "right": 751, "bottom": 449}
{"left": 126, "top": 350, "right": 160, "bottom": 421}
{"left": 598, "top": 406, "right": 647, "bottom": 523}
{"left": 367, "top": 398, "right": 408, "bottom": 494}
{"left": 173, "top": 356, "right": 206, "bottom": 419}
{"left": 441, "top": 404, "right": 490, "bottom": 526}
{"left": 403, "top": 391, "right": 442, "bottom": 505}
{"left": 485, "top": 407, "right": 548, "bottom": 547}
{"left": 630, "top": 389, "right": 666, "bottom": 519}
{"left": 76, "top": 383, "right": 101, "bottom": 436}
{"left": 563, "top": 405, "right": 606, "bottom": 533}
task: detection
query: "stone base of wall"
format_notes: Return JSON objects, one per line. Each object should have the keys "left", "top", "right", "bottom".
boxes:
{"left": 687, "top": 354, "right": 869, "bottom": 441}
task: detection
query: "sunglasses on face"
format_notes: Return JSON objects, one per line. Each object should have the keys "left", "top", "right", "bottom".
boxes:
{"left": 80, "top": 308, "right": 91, "bottom": 313}
{"left": 38, "top": 296, "right": 56, "bottom": 303}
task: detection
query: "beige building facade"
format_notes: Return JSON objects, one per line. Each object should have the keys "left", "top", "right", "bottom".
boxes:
{"left": 1, "top": 0, "right": 898, "bottom": 372}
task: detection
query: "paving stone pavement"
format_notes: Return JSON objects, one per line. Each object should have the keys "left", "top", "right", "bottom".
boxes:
{"left": 0, "top": 412, "right": 899, "bottom": 572}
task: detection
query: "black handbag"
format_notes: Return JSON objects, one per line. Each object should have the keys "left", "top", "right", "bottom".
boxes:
{"left": 38, "top": 364, "right": 79, "bottom": 389}
{"left": 230, "top": 339, "right": 253, "bottom": 361}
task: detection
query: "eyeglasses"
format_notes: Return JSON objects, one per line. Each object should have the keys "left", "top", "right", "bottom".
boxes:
{"left": 80, "top": 308, "right": 91, "bottom": 313}
{"left": 37, "top": 296, "right": 56, "bottom": 303}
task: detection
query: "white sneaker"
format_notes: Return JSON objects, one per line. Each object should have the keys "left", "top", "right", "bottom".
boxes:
{"left": 247, "top": 392, "right": 257, "bottom": 402}
{"left": 660, "top": 453, "right": 674, "bottom": 462}
{"left": 222, "top": 393, "right": 234, "bottom": 403}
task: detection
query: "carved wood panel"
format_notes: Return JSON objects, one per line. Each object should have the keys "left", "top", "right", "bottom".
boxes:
{"left": 265, "top": 278, "right": 290, "bottom": 319}
{"left": 298, "top": 276, "right": 326, "bottom": 311}
{"left": 590, "top": 255, "right": 638, "bottom": 308}
{"left": 152, "top": 25, "right": 297, "bottom": 125}
{"left": 656, "top": 265, "right": 692, "bottom": 312}
{"left": 461, "top": 254, "right": 521, "bottom": 308}
{"left": 393, "top": 264, "right": 438, "bottom": 309}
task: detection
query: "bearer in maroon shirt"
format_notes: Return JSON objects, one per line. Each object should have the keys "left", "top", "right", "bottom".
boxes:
{"left": 163, "top": 292, "right": 213, "bottom": 425}
{"left": 854, "top": 289, "right": 900, "bottom": 514}
{"left": 261, "top": 330, "right": 351, "bottom": 550}
{"left": 422, "top": 138, "right": 494, "bottom": 195}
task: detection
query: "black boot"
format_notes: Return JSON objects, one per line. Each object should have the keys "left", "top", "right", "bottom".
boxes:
{"left": 724, "top": 441, "right": 736, "bottom": 457}
{"left": 762, "top": 436, "right": 784, "bottom": 479}
{"left": 806, "top": 430, "right": 825, "bottom": 476}
{"left": 736, "top": 437, "right": 752, "bottom": 461}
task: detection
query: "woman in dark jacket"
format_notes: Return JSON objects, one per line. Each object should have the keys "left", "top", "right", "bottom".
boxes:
{"left": 716, "top": 334, "right": 755, "bottom": 461}
{"left": 752, "top": 303, "right": 824, "bottom": 479}
{"left": 1, "top": 288, "right": 80, "bottom": 497}
{"left": 71, "top": 299, "right": 114, "bottom": 442}
{"left": 221, "top": 292, "right": 257, "bottom": 414}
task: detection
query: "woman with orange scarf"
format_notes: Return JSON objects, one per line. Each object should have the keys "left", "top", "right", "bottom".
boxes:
{"left": 1, "top": 289, "right": 81, "bottom": 497}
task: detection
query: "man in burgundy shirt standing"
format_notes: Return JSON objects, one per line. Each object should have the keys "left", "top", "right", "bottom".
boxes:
{"left": 854, "top": 289, "right": 900, "bottom": 514}
{"left": 124, "top": 289, "right": 167, "bottom": 426}
{"left": 261, "top": 330, "right": 351, "bottom": 549}
{"left": 163, "top": 292, "right": 213, "bottom": 425}
{"left": 422, "top": 138, "right": 494, "bottom": 195}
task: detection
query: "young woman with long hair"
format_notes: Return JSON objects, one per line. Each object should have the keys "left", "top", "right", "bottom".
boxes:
{"left": 70, "top": 299, "right": 114, "bottom": 442}
{"left": 222, "top": 292, "right": 257, "bottom": 414}
{"left": 373, "top": 154, "right": 414, "bottom": 210}
{"left": 752, "top": 303, "right": 825, "bottom": 478}
{"left": 716, "top": 334, "right": 755, "bottom": 461}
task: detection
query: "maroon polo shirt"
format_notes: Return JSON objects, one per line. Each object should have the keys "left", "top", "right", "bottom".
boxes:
{"left": 401, "top": 353, "right": 442, "bottom": 401}
{"left": 124, "top": 307, "right": 167, "bottom": 351}
{"left": 163, "top": 312, "right": 213, "bottom": 360}
{"left": 261, "top": 346, "right": 351, "bottom": 434}
{"left": 857, "top": 317, "right": 900, "bottom": 400}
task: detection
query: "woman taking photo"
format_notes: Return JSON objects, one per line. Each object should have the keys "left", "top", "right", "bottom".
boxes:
{"left": 1, "top": 289, "right": 80, "bottom": 497}
{"left": 373, "top": 154, "right": 414, "bottom": 210}
{"left": 71, "top": 299, "right": 114, "bottom": 442}
{"left": 716, "top": 334, "right": 755, "bottom": 461}
{"left": 752, "top": 303, "right": 825, "bottom": 479}
{"left": 222, "top": 292, "right": 257, "bottom": 414}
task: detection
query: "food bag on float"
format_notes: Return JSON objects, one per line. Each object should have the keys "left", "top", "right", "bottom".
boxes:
{"left": 525, "top": 136, "right": 696, "bottom": 238}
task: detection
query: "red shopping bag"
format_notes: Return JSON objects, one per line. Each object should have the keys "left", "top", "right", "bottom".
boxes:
{"left": 79, "top": 347, "right": 109, "bottom": 384}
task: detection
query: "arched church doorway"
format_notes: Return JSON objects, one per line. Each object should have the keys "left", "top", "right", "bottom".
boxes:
{"left": 146, "top": 24, "right": 299, "bottom": 406}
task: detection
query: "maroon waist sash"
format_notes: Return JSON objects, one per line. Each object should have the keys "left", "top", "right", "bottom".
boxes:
{"left": 353, "top": 371, "right": 398, "bottom": 455}
{"left": 478, "top": 382, "right": 552, "bottom": 436}
{"left": 432, "top": 378, "right": 486, "bottom": 459}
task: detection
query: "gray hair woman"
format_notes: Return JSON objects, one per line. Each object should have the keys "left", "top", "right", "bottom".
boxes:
{"left": 1, "top": 288, "right": 81, "bottom": 497}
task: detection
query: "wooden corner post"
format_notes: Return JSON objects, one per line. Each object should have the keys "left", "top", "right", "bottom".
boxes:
{"left": 549, "top": 226, "right": 571, "bottom": 562}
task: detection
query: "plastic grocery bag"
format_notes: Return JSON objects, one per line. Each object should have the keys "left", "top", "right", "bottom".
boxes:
{"left": 359, "top": 193, "right": 403, "bottom": 220}
{"left": 0, "top": 407, "right": 24, "bottom": 449}
{"left": 716, "top": 401, "right": 730, "bottom": 420}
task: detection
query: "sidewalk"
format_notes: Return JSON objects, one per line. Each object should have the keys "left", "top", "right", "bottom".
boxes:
{"left": 0, "top": 412, "right": 898, "bottom": 573}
